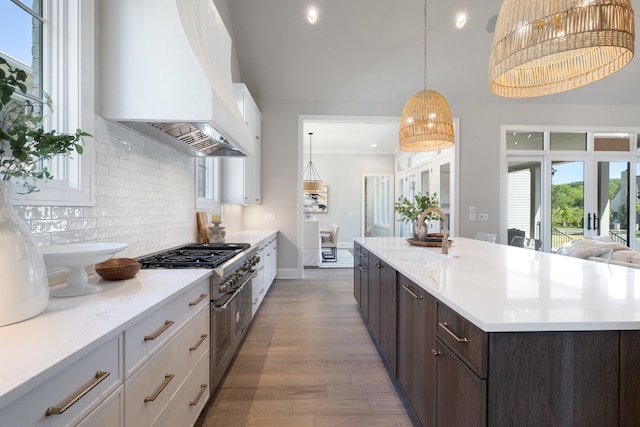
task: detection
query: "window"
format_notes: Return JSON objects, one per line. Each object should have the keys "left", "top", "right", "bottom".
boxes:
{"left": 196, "top": 157, "right": 221, "bottom": 210}
{"left": 1, "top": 0, "right": 94, "bottom": 205}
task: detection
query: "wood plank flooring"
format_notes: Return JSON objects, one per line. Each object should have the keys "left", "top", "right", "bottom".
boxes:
{"left": 195, "top": 268, "right": 416, "bottom": 427}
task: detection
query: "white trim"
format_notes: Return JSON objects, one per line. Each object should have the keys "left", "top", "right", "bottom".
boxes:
{"left": 13, "top": 0, "right": 94, "bottom": 206}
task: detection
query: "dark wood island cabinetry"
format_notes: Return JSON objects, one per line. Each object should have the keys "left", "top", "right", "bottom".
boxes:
{"left": 354, "top": 237, "right": 640, "bottom": 427}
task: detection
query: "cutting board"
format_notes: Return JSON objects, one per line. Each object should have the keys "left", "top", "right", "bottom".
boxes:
{"left": 196, "top": 212, "right": 210, "bottom": 243}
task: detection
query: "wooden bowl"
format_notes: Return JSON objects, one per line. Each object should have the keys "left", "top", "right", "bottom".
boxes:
{"left": 95, "top": 258, "right": 141, "bottom": 281}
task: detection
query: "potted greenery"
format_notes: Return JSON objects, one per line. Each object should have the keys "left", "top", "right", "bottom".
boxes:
{"left": 0, "top": 57, "right": 90, "bottom": 326}
{"left": 394, "top": 192, "right": 440, "bottom": 240}
{"left": 1, "top": 57, "right": 89, "bottom": 193}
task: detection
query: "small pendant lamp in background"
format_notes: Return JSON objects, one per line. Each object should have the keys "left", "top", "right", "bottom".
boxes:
{"left": 303, "top": 132, "right": 323, "bottom": 193}
{"left": 399, "top": 0, "right": 455, "bottom": 152}
{"left": 489, "top": 0, "right": 635, "bottom": 98}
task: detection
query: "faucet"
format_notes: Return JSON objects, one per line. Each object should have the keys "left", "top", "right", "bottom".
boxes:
{"left": 416, "top": 208, "right": 449, "bottom": 254}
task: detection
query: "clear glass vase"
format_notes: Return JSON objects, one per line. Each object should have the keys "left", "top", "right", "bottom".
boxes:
{"left": 0, "top": 182, "right": 49, "bottom": 326}
{"left": 412, "top": 221, "right": 429, "bottom": 241}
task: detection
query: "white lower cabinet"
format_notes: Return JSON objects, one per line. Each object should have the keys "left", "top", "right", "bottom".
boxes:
{"left": 124, "top": 280, "right": 210, "bottom": 427}
{"left": 0, "top": 336, "right": 122, "bottom": 427}
{"left": 77, "top": 385, "right": 124, "bottom": 427}
{"left": 155, "top": 350, "right": 210, "bottom": 427}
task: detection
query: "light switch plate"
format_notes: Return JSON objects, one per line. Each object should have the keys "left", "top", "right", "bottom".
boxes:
{"left": 479, "top": 213, "right": 488, "bottom": 221}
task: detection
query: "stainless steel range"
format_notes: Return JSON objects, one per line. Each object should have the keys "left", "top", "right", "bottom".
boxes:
{"left": 137, "top": 242, "right": 259, "bottom": 391}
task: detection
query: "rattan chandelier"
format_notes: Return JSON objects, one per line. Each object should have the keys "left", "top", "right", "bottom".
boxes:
{"left": 399, "top": 0, "right": 455, "bottom": 152}
{"left": 489, "top": 0, "right": 635, "bottom": 98}
{"left": 303, "top": 132, "right": 323, "bottom": 193}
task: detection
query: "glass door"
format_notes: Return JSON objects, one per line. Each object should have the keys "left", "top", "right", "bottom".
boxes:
{"left": 550, "top": 160, "right": 585, "bottom": 252}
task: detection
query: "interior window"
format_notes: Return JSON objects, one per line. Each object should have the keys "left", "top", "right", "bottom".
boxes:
{"left": 550, "top": 132, "right": 587, "bottom": 151}
{"left": 506, "top": 131, "right": 544, "bottom": 151}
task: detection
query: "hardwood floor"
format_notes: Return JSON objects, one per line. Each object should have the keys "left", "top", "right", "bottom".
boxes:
{"left": 195, "top": 268, "right": 416, "bottom": 427}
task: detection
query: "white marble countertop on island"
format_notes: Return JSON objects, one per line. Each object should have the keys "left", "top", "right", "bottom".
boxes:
{"left": 355, "top": 236, "right": 640, "bottom": 333}
{"left": 0, "top": 269, "right": 211, "bottom": 410}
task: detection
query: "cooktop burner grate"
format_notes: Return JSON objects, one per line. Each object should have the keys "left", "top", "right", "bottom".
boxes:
{"left": 137, "top": 243, "right": 250, "bottom": 269}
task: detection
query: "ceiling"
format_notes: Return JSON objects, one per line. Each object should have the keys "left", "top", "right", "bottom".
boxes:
{"left": 226, "top": 0, "right": 640, "bottom": 154}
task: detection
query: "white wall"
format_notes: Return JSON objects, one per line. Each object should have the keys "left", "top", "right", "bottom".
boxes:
{"left": 309, "top": 153, "right": 394, "bottom": 246}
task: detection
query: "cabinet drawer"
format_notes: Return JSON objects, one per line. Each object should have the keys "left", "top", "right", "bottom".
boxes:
{"left": 437, "top": 303, "right": 488, "bottom": 378}
{"left": 124, "top": 279, "right": 209, "bottom": 377}
{"left": 125, "top": 304, "right": 209, "bottom": 427}
{"left": 156, "top": 351, "right": 210, "bottom": 427}
{"left": 77, "top": 385, "right": 124, "bottom": 427}
{"left": 0, "top": 336, "right": 122, "bottom": 427}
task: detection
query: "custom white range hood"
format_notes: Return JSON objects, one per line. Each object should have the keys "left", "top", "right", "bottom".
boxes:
{"left": 99, "top": 0, "right": 253, "bottom": 157}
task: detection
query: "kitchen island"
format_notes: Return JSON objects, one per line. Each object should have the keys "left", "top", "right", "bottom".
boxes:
{"left": 354, "top": 236, "right": 640, "bottom": 427}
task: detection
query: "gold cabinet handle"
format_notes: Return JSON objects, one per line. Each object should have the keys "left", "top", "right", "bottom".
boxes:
{"left": 189, "top": 293, "right": 208, "bottom": 306}
{"left": 144, "top": 374, "right": 175, "bottom": 402}
{"left": 45, "top": 371, "right": 110, "bottom": 416}
{"left": 438, "top": 321, "right": 469, "bottom": 343}
{"left": 189, "top": 384, "right": 208, "bottom": 406}
{"left": 252, "top": 298, "right": 259, "bottom": 305}
{"left": 375, "top": 262, "right": 382, "bottom": 268}
{"left": 402, "top": 284, "right": 424, "bottom": 300}
{"left": 144, "top": 320, "right": 175, "bottom": 341}
{"left": 189, "top": 334, "right": 208, "bottom": 351}
{"left": 432, "top": 349, "right": 441, "bottom": 357}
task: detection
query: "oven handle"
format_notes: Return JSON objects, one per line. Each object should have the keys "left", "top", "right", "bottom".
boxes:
{"left": 213, "top": 289, "right": 238, "bottom": 312}
{"left": 213, "top": 270, "right": 257, "bottom": 312}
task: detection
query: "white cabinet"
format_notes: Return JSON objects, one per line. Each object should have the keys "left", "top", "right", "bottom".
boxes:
{"left": 222, "top": 84, "right": 262, "bottom": 205}
{"left": 124, "top": 279, "right": 209, "bottom": 427}
{"left": 252, "top": 234, "right": 277, "bottom": 316}
{"left": 234, "top": 83, "right": 261, "bottom": 144}
{"left": 0, "top": 336, "right": 123, "bottom": 427}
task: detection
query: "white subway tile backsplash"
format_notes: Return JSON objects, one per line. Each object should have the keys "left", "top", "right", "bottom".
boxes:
{"left": 16, "top": 117, "right": 199, "bottom": 257}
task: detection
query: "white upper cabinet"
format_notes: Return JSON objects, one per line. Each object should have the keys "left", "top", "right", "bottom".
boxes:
{"left": 222, "top": 85, "right": 262, "bottom": 205}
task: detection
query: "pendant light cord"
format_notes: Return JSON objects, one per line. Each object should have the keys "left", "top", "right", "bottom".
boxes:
{"left": 423, "top": 0, "right": 427, "bottom": 91}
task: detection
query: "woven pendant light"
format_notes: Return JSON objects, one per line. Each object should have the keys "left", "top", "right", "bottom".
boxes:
{"left": 303, "top": 132, "right": 323, "bottom": 193}
{"left": 399, "top": 0, "right": 455, "bottom": 152}
{"left": 489, "top": 0, "right": 635, "bottom": 98}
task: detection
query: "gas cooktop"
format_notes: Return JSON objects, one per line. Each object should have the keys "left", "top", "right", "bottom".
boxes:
{"left": 137, "top": 243, "right": 250, "bottom": 269}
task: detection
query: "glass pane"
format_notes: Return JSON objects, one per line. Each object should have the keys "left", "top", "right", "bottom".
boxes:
{"left": 507, "top": 160, "right": 542, "bottom": 250}
{"left": 551, "top": 161, "right": 584, "bottom": 251}
{"left": 594, "top": 133, "right": 630, "bottom": 152}
{"left": 550, "top": 132, "right": 587, "bottom": 151}
{"left": 597, "top": 162, "right": 629, "bottom": 245}
{"left": 506, "top": 131, "right": 543, "bottom": 151}
{"left": 197, "top": 158, "right": 207, "bottom": 198}
{"left": 0, "top": 0, "right": 42, "bottom": 98}
{"left": 440, "top": 163, "right": 450, "bottom": 209}
{"left": 420, "top": 169, "right": 429, "bottom": 196}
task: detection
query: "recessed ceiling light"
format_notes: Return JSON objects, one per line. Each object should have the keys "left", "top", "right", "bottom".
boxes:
{"left": 307, "top": 8, "right": 318, "bottom": 24}
{"left": 455, "top": 13, "right": 467, "bottom": 29}
{"left": 371, "top": 144, "right": 377, "bottom": 148}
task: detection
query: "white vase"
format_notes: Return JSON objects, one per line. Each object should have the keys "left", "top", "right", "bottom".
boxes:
{"left": 0, "top": 182, "right": 49, "bottom": 326}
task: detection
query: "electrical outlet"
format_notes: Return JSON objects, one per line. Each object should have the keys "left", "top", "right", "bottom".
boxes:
{"left": 469, "top": 214, "right": 477, "bottom": 221}
{"left": 479, "top": 213, "right": 488, "bottom": 221}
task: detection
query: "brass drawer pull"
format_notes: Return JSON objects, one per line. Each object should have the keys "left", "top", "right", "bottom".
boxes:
{"left": 189, "top": 334, "right": 208, "bottom": 351}
{"left": 189, "top": 293, "right": 208, "bottom": 306}
{"left": 45, "top": 371, "right": 110, "bottom": 416}
{"left": 252, "top": 298, "right": 259, "bottom": 305}
{"left": 402, "top": 284, "right": 424, "bottom": 300}
{"left": 144, "top": 320, "right": 175, "bottom": 341}
{"left": 439, "top": 321, "right": 469, "bottom": 343}
{"left": 144, "top": 374, "right": 175, "bottom": 402}
{"left": 359, "top": 265, "right": 368, "bottom": 272}
{"left": 189, "top": 384, "right": 208, "bottom": 406}
{"left": 375, "top": 262, "right": 382, "bottom": 268}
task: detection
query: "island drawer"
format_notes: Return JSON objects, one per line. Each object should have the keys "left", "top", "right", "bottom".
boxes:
{"left": 437, "top": 302, "right": 488, "bottom": 378}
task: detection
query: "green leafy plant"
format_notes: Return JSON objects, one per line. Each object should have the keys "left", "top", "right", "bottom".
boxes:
{"left": 394, "top": 192, "right": 440, "bottom": 223}
{"left": 0, "top": 57, "right": 90, "bottom": 194}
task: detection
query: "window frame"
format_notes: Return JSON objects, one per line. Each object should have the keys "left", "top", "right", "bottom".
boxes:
{"left": 9, "top": 0, "right": 94, "bottom": 206}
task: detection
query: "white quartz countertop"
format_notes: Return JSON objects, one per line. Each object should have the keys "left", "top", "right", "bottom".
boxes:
{"left": 355, "top": 236, "right": 640, "bottom": 333}
{"left": 224, "top": 229, "right": 277, "bottom": 247}
{"left": 0, "top": 269, "right": 212, "bottom": 409}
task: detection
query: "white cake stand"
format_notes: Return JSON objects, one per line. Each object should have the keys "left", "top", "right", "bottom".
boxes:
{"left": 41, "top": 242, "right": 128, "bottom": 297}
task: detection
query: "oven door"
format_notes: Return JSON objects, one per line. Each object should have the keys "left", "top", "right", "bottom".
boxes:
{"left": 211, "top": 290, "right": 237, "bottom": 390}
{"left": 233, "top": 271, "right": 254, "bottom": 353}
